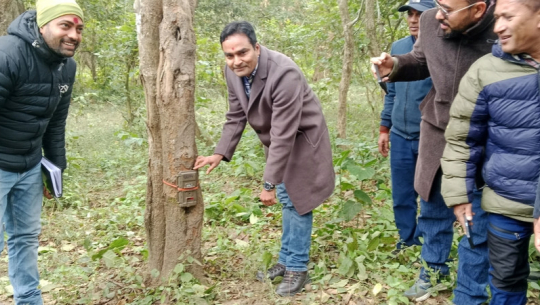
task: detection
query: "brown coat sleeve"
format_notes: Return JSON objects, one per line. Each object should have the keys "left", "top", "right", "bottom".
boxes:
{"left": 390, "top": 13, "right": 430, "bottom": 82}
{"left": 213, "top": 74, "right": 247, "bottom": 162}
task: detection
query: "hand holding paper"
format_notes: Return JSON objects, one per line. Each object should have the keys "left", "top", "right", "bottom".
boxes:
{"left": 41, "top": 157, "right": 63, "bottom": 198}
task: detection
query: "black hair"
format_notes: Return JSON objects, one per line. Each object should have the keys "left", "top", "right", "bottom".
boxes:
{"left": 220, "top": 21, "right": 257, "bottom": 47}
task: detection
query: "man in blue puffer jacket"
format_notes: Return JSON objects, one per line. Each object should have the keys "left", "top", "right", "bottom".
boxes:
{"left": 0, "top": 0, "right": 83, "bottom": 304}
{"left": 442, "top": 1, "right": 540, "bottom": 303}
{"left": 378, "top": 0, "right": 433, "bottom": 252}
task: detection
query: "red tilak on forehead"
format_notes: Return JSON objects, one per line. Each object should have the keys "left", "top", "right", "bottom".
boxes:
{"left": 74, "top": 17, "right": 79, "bottom": 24}
{"left": 232, "top": 47, "right": 235, "bottom": 51}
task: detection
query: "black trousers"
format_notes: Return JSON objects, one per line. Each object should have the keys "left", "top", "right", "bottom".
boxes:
{"left": 488, "top": 229, "right": 530, "bottom": 292}
{"left": 487, "top": 213, "right": 533, "bottom": 305}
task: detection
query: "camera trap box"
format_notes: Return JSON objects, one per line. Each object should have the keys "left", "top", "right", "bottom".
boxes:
{"left": 177, "top": 170, "right": 198, "bottom": 207}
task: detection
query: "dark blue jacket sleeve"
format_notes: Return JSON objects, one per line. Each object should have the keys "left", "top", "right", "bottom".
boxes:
{"left": 380, "top": 42, "right": 397, "bottom": 129}
{"left": 380, "top": 83, "right": 395, "bottom": 128}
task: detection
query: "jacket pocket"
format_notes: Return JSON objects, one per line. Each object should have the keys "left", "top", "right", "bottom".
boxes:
{"left": 297, "top": 129, "right": 323, "bottom": 148}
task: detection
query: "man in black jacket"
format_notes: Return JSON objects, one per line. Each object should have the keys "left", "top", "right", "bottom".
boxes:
{"left": 0, "top": 0, "right": 83, "bottom": 303}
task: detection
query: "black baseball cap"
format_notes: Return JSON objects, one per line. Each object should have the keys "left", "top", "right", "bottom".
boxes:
{"left": 398, "top": 0, "right": 436, "bottom": 12}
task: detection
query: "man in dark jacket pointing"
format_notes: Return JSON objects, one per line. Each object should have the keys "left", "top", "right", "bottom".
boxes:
{"left": 0, "top": 0, "right": 83, "bottom": 303}
{"left": 378, "top": 0, "right": 433, "bottom": 253}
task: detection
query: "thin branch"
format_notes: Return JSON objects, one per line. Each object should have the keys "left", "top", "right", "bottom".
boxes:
{"left": 348, "top": 8, "right": 361, "bottom": 27}
{"left": 347, "top": 0, "right": 365, "bottom": 27}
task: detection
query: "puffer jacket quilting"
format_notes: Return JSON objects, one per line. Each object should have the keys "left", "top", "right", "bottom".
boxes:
{"left": 0, "top": 10, "right": 76, "bottom": 172}
{"left": 441, "top": 43, "right": 540, "bottom": 221}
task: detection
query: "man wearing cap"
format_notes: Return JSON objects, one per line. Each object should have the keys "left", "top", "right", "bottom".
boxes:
{"left": 0, "top": 0, "right": 83, "bottom": 303}
{"left": 378, "top": 0, "right": 433, "bottom": 253}
{"left": 371, "top": 0, "right": 496, "bottom": 303}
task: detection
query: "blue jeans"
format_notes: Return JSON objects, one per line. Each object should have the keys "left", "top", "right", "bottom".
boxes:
{"left": 276, "top": 184, "right": 313, "bottom": 272}
{"left": 418, "top": 172, "right": 489, "bottom": 305}
{"left": 389, "top": 132, "right": 421, "bottom": 248}
{"left": 487, "top": 213, "right": 532, "bottom": 305}
{"left": 0, "top": 164, "right": 44, "bottom": 305}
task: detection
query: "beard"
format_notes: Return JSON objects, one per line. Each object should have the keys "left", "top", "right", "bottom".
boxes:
{"left": 52, "top": 38, "right": 79, "bottom": 57}
{"left": 443, "top": 29, "right": 462, "bottom": 39}
{"left": 440, "top": 20, "right": 473, "bottom": 39}
{"left": 40, "top": 25, "right": 80, "bottom": 58}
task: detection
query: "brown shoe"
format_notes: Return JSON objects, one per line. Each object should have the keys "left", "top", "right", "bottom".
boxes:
{"left": 256, "top": 263, "right": 286, "bottom": 282}
{"left": 275, "top": 270, "right": 311, "bottom": 296}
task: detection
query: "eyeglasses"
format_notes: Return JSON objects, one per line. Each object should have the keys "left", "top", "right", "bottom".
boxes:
{"left": 433, "top": 0, "right": 479, "bottom": 19}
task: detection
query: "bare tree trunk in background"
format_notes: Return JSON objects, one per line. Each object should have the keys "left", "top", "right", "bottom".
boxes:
{"left": 337, "top": 0, "right": 360, "bottom": 139}
{"left": 0, "top": 0, "right": 24, "bottom": 36}
{"left": 137, "top": 0, "right": 203, "bottom": 286}
{"left": 125, "top": 59, "right": 134, "bottom": 124}
{"left": 77, "top": 51, "right": 98, "bottom": 82}
{"left": 364, "top": 0, "right": 386, "bottom": 114}
{"left": 364, "top": 0, "right": 381, "bottom": 57}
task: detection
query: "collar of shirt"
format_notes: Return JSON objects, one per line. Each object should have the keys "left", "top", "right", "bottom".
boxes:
{"left": 243, "top": 63, "right": 259, "bottom": 85}
{"left": 513, "top": 54, "right": 540, "bottom": 69}
{"left": 242, "top": 62, "right": 259, "bottom": 98}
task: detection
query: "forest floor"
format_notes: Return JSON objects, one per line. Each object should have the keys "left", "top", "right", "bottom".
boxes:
{"left": 1, "top": 101, "right": 540, "bottom": 305}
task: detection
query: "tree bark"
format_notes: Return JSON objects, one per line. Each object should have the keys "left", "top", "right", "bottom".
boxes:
{"left": 138, "top": 0, "right": 203, "bottom": 286}
{"left": 0, "top": 0, "right": 24, "bottom": 36}
{"left": 337, "top": 0, "right": 356, "bottom": 139}
{"left": 364, "top": 0, "right": 381, "bottom": 57}
{"left": 125, "top": 60, "right": 134, "bottom": 124}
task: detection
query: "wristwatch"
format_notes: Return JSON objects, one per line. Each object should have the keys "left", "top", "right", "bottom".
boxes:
{"left": 263, "top": 181, "right": 276, "bottom": 191}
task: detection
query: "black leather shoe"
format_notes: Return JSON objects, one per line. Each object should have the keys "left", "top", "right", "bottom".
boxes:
{"left": 275, "top": 270, "right": 311, "bottom": 296}
{"left": 256, "top": 263, "right": 286, "bottom": 282}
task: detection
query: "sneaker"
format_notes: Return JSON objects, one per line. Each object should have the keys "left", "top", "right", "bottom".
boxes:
{"left": 404, "top": 278, "right": 432, "bottom": 302}
{"left": 275, "top": 270, "right": 311, "bottom": 296}
{"left": 256, "top": 263, "right": 286, "bottom": 282}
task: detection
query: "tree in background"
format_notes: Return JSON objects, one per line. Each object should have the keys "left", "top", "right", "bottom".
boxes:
{"left": 337, "top": 0, "right": 361, "bottom": 139}
{"left": 0, "top": 0, "right": 24, "bottom": 35}
{"left": 137, "top": 0, "right": 203, "bottom": 286}
{"left": 365, "top": 0, "right": 382, "bottom": 56}
{"left": 73, "top": 0, "right": 143, "bottom": 127}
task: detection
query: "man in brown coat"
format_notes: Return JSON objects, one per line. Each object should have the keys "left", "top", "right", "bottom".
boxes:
{"left": 194, "top": 21, "right": 334, "bottom": 296}
{"left": 371, "top": 0, "right": 496, "bottom": 303}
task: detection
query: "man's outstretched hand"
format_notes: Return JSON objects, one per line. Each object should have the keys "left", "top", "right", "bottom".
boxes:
{"left": 370, "top": 52, "right": 393, "bottom": 82}
{"left": 193, "top": 154, "right": 224, "bottom": 174}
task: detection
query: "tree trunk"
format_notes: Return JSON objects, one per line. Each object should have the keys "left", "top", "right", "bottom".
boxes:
{"left": 337, "top": 0, "right": 355, "bottom": 139}
{"left": 125, "top": 61, "right": 133, "bottom": 125}
{"left": 138, "top": 0, "right": 203, "bottom": 286}
{"left": 364, "top": 0, "right": 381, "bottom": 57}
{"left": 0, "top": 0, "right": 24, "bottom": 36}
